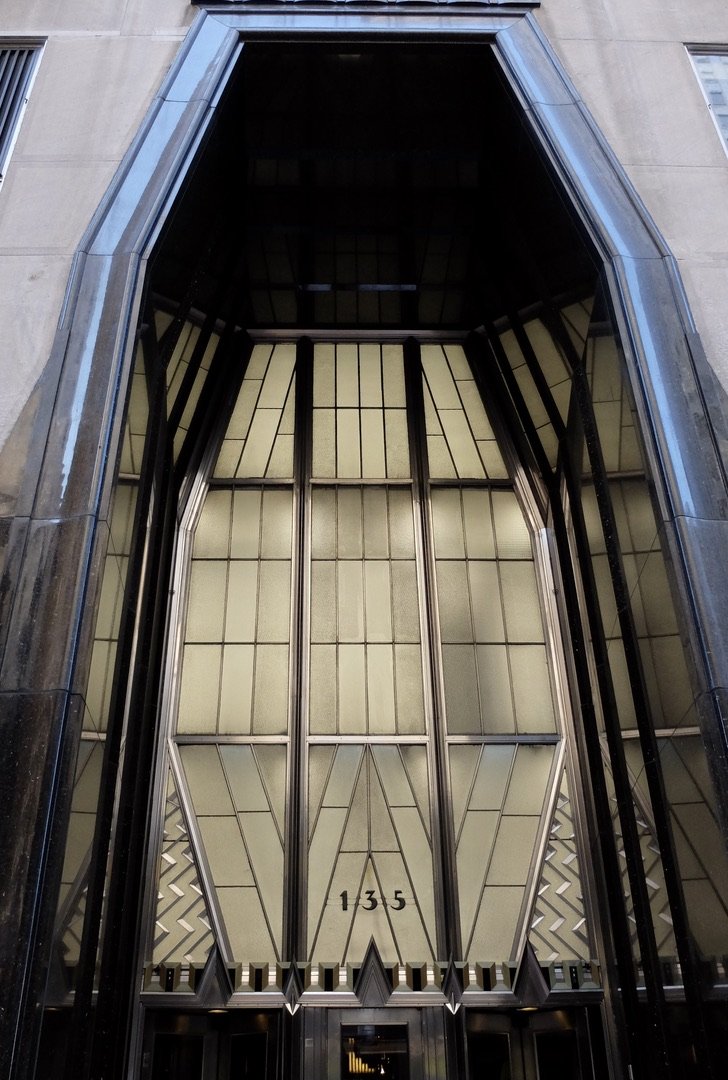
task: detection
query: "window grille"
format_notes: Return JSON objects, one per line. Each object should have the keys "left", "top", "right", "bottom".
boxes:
{"left": 690, "top": 51, "right": 728, "bottom": 154}
{"left": 0, "top": 45, "right": 41, "bottom": 186}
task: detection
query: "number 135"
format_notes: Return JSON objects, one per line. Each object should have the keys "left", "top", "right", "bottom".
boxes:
{"left": 339, "top": 890, "right": 406, "bottom": 910}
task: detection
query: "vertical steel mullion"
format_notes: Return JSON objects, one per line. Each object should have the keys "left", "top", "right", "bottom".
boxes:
{"left": 470, "top": 326, "right": 651, "bottom": 1079}
{"left": 548, "top": 479, "right": 647, "bottom": 1080}
{"left": 63, "top": 306, "right": 167, "bottom": 1080}
{"left": 565, "top": 372, "right": 678, "bottom": 1080}
{"left": 573, "top": 360, "right": 716, "bottom": 1078}
{"left": 479, "top": 328, "right": 553, "bottom": 516}
{"left": 403, "top": 336, "right": 461, "bottom": 960}
{"left": 508, "top": 311, "right": 568, "bottom": 443}
{"left": 285, "top": 336, "right": 313, "bottom": 963}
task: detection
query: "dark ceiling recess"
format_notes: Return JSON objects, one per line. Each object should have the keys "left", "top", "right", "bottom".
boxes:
{"left": 152, "top": 43, "right": 596, "bottom": 330}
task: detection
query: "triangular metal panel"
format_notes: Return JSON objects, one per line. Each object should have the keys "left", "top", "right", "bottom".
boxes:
{"left": 353, "top": 938, "right": 393, "bottom": 1007}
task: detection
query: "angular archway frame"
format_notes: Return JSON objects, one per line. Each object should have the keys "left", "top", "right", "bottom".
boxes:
{"left": 3, "top": 5, "right": 728, "bottom": 1078}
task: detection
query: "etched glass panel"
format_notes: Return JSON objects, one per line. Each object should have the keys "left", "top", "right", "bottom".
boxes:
{"left": 152, "top": 769, "right": 215, "bottom": 967}
{"left": 529, "top": 769, "right": 590, "bottom": 962}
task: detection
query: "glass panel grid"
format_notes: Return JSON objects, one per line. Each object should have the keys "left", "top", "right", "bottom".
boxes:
{"left": 178, "top": 486, "right": 294, "bottom": 737}
{"left": 214, "top": 342, "right": 296, "bottom": 479}
{"left": 313, "top": 343, "right": 409, "bottom": 479}
{"left": 309, "top": 486, "right": 424, "bottom": 735}
{"left": 421, "top": 343, "right": 507, "bottom": 480}
{"left": 432, "top": 488, "right": 556, "bottom": 736}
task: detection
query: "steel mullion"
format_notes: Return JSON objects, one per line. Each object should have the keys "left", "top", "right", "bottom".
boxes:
{"left": 548, "top": 478, "right": 645, "bottom": 1080}
{"left": 403, "top": 335, "right": 461, "bottom": 961}
{"left": 559, "top": 406, "right": 674, "bottom": 1080}
{"left": 285, "top": 336, "right": 313, "bottom": 962}
{"left": 508, "top": 310, "right": 568, "bottom": 443}
{"left": 573, "top": 359, "right": 716, "bottom": 1077}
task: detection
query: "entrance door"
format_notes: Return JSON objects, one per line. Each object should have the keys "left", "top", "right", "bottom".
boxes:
{"left": 142, "top": 1011, "right": 277, "bottom": 1080}
{"left": 317, "top": 1008, "right": 446, "bottom": 1080}
{"left": 467, "top": 1009, "right": 595, "bottom": 1080}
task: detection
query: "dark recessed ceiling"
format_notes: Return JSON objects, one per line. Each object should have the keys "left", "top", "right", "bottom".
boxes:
{"left": 152, "top": 43, "right": 596, "bottom": 330}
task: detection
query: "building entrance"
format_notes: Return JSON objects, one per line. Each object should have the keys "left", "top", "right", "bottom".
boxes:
{"left": 144, "top": 1011, "right": 278, "bottom": 1080}
{"left": 143, "top": 1005, "right": 596, "bottom": 1080}
{"left": 33, "top": 28, "right": 728, "bottom": 1080}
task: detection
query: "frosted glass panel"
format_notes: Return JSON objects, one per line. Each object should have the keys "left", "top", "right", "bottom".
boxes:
{"left": 152, "top": 769, "right": 215, "bottom": 966}
{"left": 214, "top": 343, "right": 296, "bottom": 479}
{"left": 85, "top": 483, "right": 137, "bottom": 734}
{"left": 312, "top": 343, "right": 410, "bottom": 478}
{"left": 452, "top": 743, "right": 557, "bottom": 960}
{"left": 180, "top": 745, "right": 286, "bottom": 962}
{"left": 177, "top": 487, "right": 293, "bottom": 735}
{"left": 308, "top": 745, "right": 436, "bottom": 964}
{"left": 168, "top": 323, "right": 220, "bottom": 464}
{"left": 584, "top": 478, "right": 693, "bottom": 732}
{"left": 421, "top": 344, "right": 507, "bottom": 479}
{"left": 310, "top": 486, "right": 423, "bottom": 734}
{"left": 433, "top": 489, "right": 556, "bottom": 734}
{"left": 529, "top": 768, "right": 591, "bottom": 962}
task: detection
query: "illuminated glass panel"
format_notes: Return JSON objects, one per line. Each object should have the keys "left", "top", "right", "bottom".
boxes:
{"left": 498, "top": 303, "right": 593, "bottom": 469}
{"left": 179, "top": 744, "right": 287, "bottom": 963}
{"left": 449, "top": 743, "right": 557, "bottom": 960}
{"left": 422, "top": 343, "right": 507, "bottom": 479}
{"left": 309, "top": 487, "right": 424, "bottom": 735}
{"left": 177, "top": 487, "right": 293, "bottom": 736}
{"left": 624, "top": 737, "right": 728, "bottom": 959}
{"left": 165, "top": 321, "right": 221, "bottom": 463}
{"left": 307, "top": 745, "right": 436, "bottom": 964}
{"left": 214, "top": 343, "right": 296, "bottom": 479}
{"left": 152, "top": 769, "right": 215, "bottom": 967}
{"left": 312, "top": 342, "right": 409, "bottom": 479}
{"left": 529, "top": 768, "right": 590, "bottom": 963}
{"left": 432, "top": 488, "right": 556, "bottom": 735}
{"left": 85, "top": 482, "right": 137, "bottom": 734}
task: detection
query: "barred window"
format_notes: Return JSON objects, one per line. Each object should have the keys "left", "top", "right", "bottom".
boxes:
{"left": 0, "top": 44, "right": 42, "bottom": 187}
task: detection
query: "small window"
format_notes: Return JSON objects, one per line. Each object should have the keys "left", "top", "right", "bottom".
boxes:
{"left": 0, "top": 44, "right": 42, "bottom": 188}
{"left": 690, "top": 50, "right": 728, "bottom": 153}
